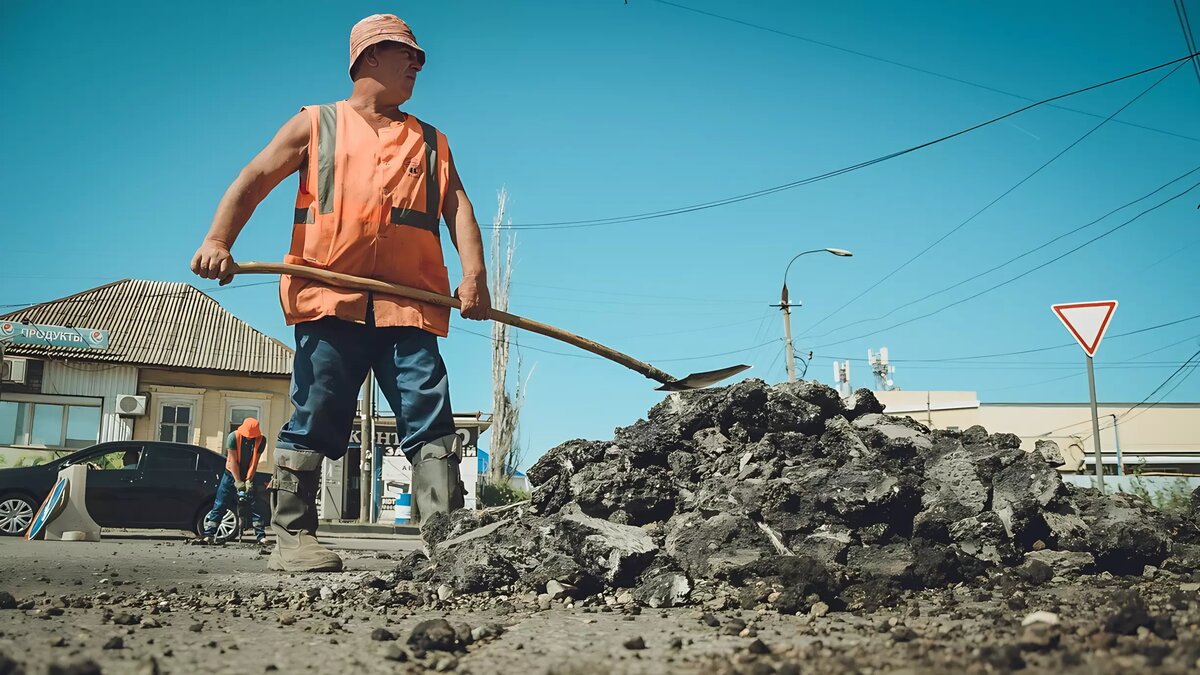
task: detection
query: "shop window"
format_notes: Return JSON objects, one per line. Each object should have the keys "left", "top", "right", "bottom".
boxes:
{"left": 159, "top": 403, "right": 194, "bottom": 443}
{"left": 0, "top": 400, "right": 100, "bottom": 448}
{"left": 31, "top": 404, "right": 65, "bottom": 446}
{"left": 0, "top": 401, "right": 30, "bottom": 446}
{"left": 65, "top": 406, "right": 101, "bottom": 449}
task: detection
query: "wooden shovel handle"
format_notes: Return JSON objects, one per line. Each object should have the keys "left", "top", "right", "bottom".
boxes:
{"left": 233, "top": 261, "right": 677, "bottom": 386}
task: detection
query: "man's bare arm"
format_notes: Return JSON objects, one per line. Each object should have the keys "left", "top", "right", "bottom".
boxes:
{"left": 191, "top": 112, "right": 309, "bottom": 284}
{"left": 442, "top": 152, "right": 491, "bottom": 320}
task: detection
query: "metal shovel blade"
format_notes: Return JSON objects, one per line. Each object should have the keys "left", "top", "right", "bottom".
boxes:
{"left": 654, "top": 364, "right": 752, "bottom": 391}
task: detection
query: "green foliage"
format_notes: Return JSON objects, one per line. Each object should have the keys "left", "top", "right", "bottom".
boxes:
{"left": 478, "top": 480, "right": 529, "bottom": 508}
{"left": 1123, "top": 459, "right": 1196, "bottom": 515}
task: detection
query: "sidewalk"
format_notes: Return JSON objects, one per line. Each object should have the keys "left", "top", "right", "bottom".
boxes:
{"left": 320, "top": 520, "right": 420, "bottom": 538}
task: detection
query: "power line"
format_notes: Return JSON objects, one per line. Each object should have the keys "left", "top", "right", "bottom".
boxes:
{"left": 620, "top": 314, "right": 770, "bottom": 339}
{"left": 1175, "top": 0, "right": 1200, "bottom": 87}
{"left": 450, "top": 321, "right": 776, "bottom": 364}
{"left": 450, "top": 322, "right": 597, "bottom": 360}
{"left": 652, "top": 339, "right": 777, "bottom": 363}
{"left": 1105, "top": 313, "right": 1200, "bottom": 342}
{"left": 802, "top": 163, "right": 1200, "bottom": 339}
{"left": 986, "top": 372, "right": 1082, "bottom": 393}
{"left": 206, "top": 280, "right": 280, "bottom": 293}
{"left": 1120, "top": 332, "right": 1200, "bottom": 360}
{"left": 802, "top": 62, "right": 1187, "bottom": 336}
{"left": 649, "top": 0, "right": 1200, "bottom": 144}
{"left": 498, "top": 50, "right": 1200, "bottom": 230}
{"left": 809, "top": 357, "right": 1192, "bottom": 369}
{"left": 1074, "top": 350, "right": 1200, "bottom": 440}
{"left": 510, "top": 280, "right": 760, "bottom": 305}
{"left": 764, "top": 341, "right": 786, "bottom": 383}
{"left": 1036, "top": 345, "right": 1200, "bottom": 437}
{"left": 0, "top": 279, "right": 280, "bottom": 310}
{"left": 1118, "top": 361, "right": 1200, "bottom": 425}
{"left": 806, "top": 179, "right": 1200, "bottom": 349}
{"left": 808, "top": 314, "right": 1200, "bottom": 363}
{"left": 1119, "top": 346, "right": 1200, "bottom": 418}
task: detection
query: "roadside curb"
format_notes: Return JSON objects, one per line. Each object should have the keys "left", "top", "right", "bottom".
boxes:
{"left": 320, "top": 521, "right": 420, "bottom": 537}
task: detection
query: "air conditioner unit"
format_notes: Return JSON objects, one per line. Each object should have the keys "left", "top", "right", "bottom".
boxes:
{"left": 1, "top": 357, "right": 27, "bottom": 384}
{"left": 116, "top": 394, "right": 147, "bottom": 417}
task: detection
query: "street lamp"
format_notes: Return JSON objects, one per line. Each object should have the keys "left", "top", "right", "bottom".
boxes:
{"left": 777, "top": 248, "right": 853, "bottom": 383}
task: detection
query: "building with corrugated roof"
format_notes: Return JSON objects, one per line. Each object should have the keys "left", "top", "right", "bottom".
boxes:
{"left": 0, "top": 280, "right": 293, "bottom": 472}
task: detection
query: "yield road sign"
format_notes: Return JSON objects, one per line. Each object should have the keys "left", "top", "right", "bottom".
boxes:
{"left": 1051, "top": 301, "right": 1117, "bottom": 357}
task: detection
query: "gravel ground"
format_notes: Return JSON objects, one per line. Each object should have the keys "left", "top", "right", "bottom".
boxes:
{"left": 3, "top": 536, "right": 1200, "bottom": 674}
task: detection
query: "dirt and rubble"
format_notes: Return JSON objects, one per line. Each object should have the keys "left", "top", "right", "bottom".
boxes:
{"left": 3, "top": 378, "right": 1200, "bottom": 674}
{"left": 416, "top": 380, "right": 1184, "bottom": 608}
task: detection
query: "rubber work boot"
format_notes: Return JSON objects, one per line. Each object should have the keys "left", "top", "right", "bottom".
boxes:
{"left": 411, "top": 434, "right": 466, "bottom": 527}
{"left": 268, "top": 448, "right": 342, "bottom": 572}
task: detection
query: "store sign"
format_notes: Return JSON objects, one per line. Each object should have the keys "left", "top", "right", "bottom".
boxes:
{"left": 0, "top": 322, "right": 110, "bottom": 350}
{"left": 350, "top": 421, "right": 483, "bottom": 523}
{"left": 348, "top": 426, "right": 480, "bottom": 458}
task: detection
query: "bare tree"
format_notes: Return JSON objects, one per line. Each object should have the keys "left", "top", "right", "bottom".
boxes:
{"left": 503, "top": 346, "right": 535, "bottom": 479}
{"left": 488, "top": 188, "right": 522, "bottom": 483}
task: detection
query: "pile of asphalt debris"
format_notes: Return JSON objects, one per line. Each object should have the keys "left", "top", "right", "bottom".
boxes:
{"left": 399, "top": 379, "right": 1196, "bottom": 616}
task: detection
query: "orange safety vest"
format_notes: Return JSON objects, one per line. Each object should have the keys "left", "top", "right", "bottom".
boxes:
{"left": 227, "top": 431, "right": 265, "bottom": 482}
{"left": 280, "top": 100, "right": 454, "bottom": 335}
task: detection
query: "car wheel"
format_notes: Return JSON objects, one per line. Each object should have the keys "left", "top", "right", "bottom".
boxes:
{"left": 0, "top": 494, "right": 36, "bottom": 537}
{"left": 193, "top": 508, "right": 242, "bottom": 543}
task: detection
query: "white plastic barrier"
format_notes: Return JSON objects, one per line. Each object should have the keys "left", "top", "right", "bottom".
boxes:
{"left": 26, "top": 464, "right": 101, "bottom": 542}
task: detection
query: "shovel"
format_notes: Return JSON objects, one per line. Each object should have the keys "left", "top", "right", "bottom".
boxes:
{"left": 232, "top": 261, "right": 750, "bottom": 391}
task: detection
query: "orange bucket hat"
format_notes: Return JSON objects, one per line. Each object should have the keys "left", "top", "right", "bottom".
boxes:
{"left": 349, "top": 14, "right": 426, "bottom": 76}
{"left": 237, "top": 418, "right": 262, "bottom": 438}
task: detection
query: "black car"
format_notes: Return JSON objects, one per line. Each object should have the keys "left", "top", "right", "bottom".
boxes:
{"left": 0, "top": 440, "right": 240, "bottom": 540}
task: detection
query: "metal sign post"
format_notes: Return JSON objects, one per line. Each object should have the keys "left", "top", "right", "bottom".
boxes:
{"left": 1085, "top": 355, "right": 1104, "bottom": 491}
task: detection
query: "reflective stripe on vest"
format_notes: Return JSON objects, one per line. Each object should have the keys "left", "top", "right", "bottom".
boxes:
{"left": 388, "top": 120, "right": 440, "bottom": 235}
{"left": 317, "top": 103, "right": 337, "bottom": 214}
{"left": 292, "top": 103, "right": 338, "bottom": 224}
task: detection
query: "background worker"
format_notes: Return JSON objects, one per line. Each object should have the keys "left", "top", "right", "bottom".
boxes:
{"left": 191, "top": 14, "right": 491, "bottom": 572}
{"left": 199, "top": 417, "right": 269, "bottom": 545}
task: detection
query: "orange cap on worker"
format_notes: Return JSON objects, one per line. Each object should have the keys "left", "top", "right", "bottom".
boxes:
{"left": 349, "top": 13, "right": 426, "bottom": 76}
{"left": 237, "top": 417, "right": 262, "bottom": 438}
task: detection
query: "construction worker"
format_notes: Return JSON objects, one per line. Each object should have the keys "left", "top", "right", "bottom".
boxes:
{"left": 199, "top": 418, "right": 269, "bottom": 545}
{"left": 190, "top": 14, "right": 490, "bottom": 572}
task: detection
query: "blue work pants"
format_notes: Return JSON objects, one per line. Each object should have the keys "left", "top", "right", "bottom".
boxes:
{"left": 276, "top": 314, "right": 455, "bottom": 462}
{"left": 204, "top": 471, "right": 269, "bottom": 537}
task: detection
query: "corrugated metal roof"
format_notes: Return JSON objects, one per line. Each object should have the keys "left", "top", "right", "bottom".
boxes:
{"left": 1, "top": 280, "right": 292, "bottom": 376}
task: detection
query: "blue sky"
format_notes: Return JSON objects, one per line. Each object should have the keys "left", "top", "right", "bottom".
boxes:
{"left": 2, "top": 1, "right": 1198, "bottom": 470}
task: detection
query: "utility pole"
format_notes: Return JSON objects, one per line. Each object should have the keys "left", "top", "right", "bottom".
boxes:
{"left": 780, "top": 286, "right": 797, "bottom": 383}
{"left": 368, "top": 379, "right": 377, "bottom": 523}
{"left": 776, "top": 248, "right": 853, "bottom": 384}
{"left": 358, "top": 372, "right": 374, "bottom": 524}
{"left": 1111, "top": 413, "right": 1123, "bottom": 477}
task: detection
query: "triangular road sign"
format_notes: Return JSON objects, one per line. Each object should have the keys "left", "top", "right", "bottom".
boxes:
{"left": 1052, "top": 300, "right": 1117, "bottom": 357}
